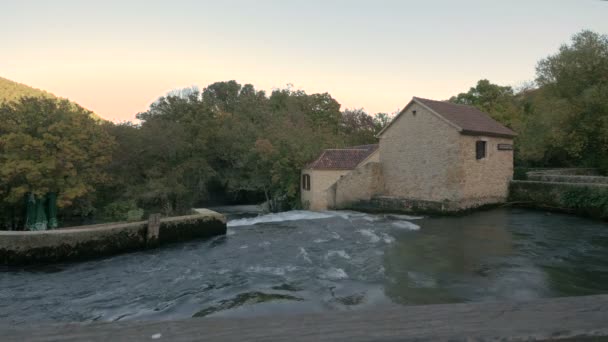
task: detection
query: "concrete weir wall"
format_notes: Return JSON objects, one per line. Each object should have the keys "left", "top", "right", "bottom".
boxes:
{"left": 0, "top": 209, "right": 226, "bottom": 265}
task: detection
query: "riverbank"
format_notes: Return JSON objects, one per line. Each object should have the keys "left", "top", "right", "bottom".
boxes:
{"left": 0, "top": 210, "right": 226, "bottom": 265}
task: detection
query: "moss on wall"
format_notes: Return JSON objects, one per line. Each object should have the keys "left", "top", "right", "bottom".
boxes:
{"left": 509, "top": 180, "right": 608, "bottom": 219}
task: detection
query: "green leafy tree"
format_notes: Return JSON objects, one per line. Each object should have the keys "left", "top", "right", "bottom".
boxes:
{"left": 535, "top": 30, "right": 608, "bottom": 169}
{"left": 449, "top": 79, "right": 521, "bottom": 129}
{"left": 0, "top": 97, "right": 115, "bottom": 227}
{"left": 340, "top": 108, "right": 383, "bottom": 146}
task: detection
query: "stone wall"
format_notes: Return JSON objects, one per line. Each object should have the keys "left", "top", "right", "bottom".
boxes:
{"left": 509, "top": 180, "right": 608, "bottom": 219}
{"left": 347, "top": 196, "right": 461, "bottom": 214}
{"left": 301, "top": 169, "right": 350, "bottom": 210}
{"left": 459, "top": 135, "right": 513, "bottom": 208}
{"left": 379, "top": 102, "right": 462, "bottom": 202}
{"left": 334, "top": 162, "right": 383, "bottom": 209}
{"left": 0, "top": 211, "right": 227, "bottom": 265}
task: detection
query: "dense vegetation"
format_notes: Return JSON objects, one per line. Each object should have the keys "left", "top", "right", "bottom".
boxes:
{"left": 96, "top": 84, "right": 389, "bottom": 220}
{"left": 0, "top": 83, "right": 388, "bottom": 227}
{"left": 0, "top": 98, "right": 115, "bottom": 229}
{"left": 0, "top": 30, "right": 606, "bottom": 228}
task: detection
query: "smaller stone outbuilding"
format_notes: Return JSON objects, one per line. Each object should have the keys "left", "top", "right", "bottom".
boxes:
{"left": 301, "top": 145, "right": 379, "bottom": 210}
{"left": 301, "top": 96, "right": 517, "bottom": 213}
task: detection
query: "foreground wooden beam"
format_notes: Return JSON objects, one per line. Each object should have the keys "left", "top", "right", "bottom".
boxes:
{"left": 3, "top": 295, "right": 608, "bottom": 341}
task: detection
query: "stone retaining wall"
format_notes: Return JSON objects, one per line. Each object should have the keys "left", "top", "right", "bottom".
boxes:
{"left": 527, "top": 168, "right": 600, "bottom": 176}
{"left": 0, "top": 210, "right": 226, "bottom": 265}
{"left": 526, "top": 174, "right": 608, "bottom": 184}
{"left": 346, "top": 196, "right": 462, "bottom": 214}
{"left": 509, "top": 180, "right": 608, "bottom": 219}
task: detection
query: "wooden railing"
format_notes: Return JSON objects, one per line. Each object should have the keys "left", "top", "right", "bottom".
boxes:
{"left": 3, "top": 294, "right": 608, "bottom": 341}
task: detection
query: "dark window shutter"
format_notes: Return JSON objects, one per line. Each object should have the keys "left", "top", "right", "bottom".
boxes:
{"left": 476, "top": 141, "right": 487, "bottom": 160}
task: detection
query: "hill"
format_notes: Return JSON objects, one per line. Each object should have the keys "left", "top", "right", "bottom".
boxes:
{"left": 0, "top": 76, "right": 102, "bottom": 120}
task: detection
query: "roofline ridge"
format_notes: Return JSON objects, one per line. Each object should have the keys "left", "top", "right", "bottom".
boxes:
{"left": 414, "top": 96, "right": 479, "bottom": 109}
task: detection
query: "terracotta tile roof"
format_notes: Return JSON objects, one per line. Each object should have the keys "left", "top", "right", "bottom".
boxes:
{"left": 306, "top": 144, "right": 378, "bottom": 170}
{"left": 414, "top": 97, "right": 516, "bottom": 138}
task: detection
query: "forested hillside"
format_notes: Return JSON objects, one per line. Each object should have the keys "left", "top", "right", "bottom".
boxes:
{"left": 0, "top": 76, "right": 100, "bottom": 120}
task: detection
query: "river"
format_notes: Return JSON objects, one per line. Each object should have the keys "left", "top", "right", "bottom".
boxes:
{"left": 1, "top": 207, "right": 608, "bottom": 325}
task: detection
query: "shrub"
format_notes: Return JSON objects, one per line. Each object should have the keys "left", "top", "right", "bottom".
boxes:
{"left": 101, "top": 200, "right": 144, "bottom": 222}
{"left": 513, "top": 167, "right": 529, "bottom": 180}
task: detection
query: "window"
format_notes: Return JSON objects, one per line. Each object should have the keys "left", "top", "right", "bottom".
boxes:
{"left": 476, "top": 141, "right": 487, "bottom": 160}
{"left": 302, "top": 174, "right": 311, "bottom": 191}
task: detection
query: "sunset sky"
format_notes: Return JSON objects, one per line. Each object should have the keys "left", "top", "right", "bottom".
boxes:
{"left": 2, "top": 0, "right": 607, "bottom": 121}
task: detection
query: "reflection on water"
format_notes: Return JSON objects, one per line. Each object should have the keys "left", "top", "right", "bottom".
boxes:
{"left": 1, "top": 208, "right": 608, "bottom": 325}
{"left": 384, "top": 210, "right": 527, "bottom": 304}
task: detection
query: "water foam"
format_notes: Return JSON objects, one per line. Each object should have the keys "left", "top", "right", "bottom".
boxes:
{"left": 381, "top": 233, "right": 395, "bottom": 244}
{"left": 391, "top": 221, "right": 421, "bottom": 230}
{"left": 298, "top": 247, "right": 312, "bottom": 263}
{"left": 357, "top": 229, "right": 381, "bottom": 243}
{"left": 314, "top": 231, "right": 341, "bottom": 244}
{"left": 247, "top": 265, "right": 298, "bottom": 276}
{"left": 227, "top": 210, "right": 336, "bottom": 227}
{"left": 325, "top": 250, "right": 351, "bottom": 260}
{"left": 321, "top": 267, "right": 348, "bottom": 280}
{"left": 362, "top": 215, "right": 381, "bottom": 222}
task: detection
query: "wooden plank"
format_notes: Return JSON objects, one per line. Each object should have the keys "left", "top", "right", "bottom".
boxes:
{"left": 2, "top": 295, "right": 608, "bottom": 341}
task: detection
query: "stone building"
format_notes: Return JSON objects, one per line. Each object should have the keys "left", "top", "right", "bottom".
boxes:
{"left": 301, "top": 145, "right": 379, "bottom": 210}
{"left": 301, "top": 97, "right": 516, "bottom": 212}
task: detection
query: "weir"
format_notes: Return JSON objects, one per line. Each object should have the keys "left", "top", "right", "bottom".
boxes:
{"left": 0, "top": 210, "right": 226, "bottom": 265}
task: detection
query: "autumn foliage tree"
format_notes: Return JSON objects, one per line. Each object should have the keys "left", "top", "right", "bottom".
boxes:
{"left": 0, "top": 97, "right": 115, "bottom": 228}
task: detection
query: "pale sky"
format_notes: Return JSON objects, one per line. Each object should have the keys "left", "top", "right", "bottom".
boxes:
{"left": 1, "top": 0, "right": 607, "bottom": 121}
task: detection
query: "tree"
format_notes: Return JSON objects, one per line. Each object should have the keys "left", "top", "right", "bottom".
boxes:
{"left": 0, "top": 97, "right": 115, "bottom": 228}
{"left": 535, "top": 30, "right": 608, "bottom": 169}
{"left": 449, "top": 79, "right": 521, "bottom": 129}
{"left": 340, "top": 108, "right": 382, "bottom": 146}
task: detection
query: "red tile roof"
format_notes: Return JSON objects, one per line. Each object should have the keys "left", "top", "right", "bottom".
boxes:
{"left": 413, "top": 97, "right": 516, "bottom": 138}
{"left": 306, "top": 144, "right": 378, "bottom": 170}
